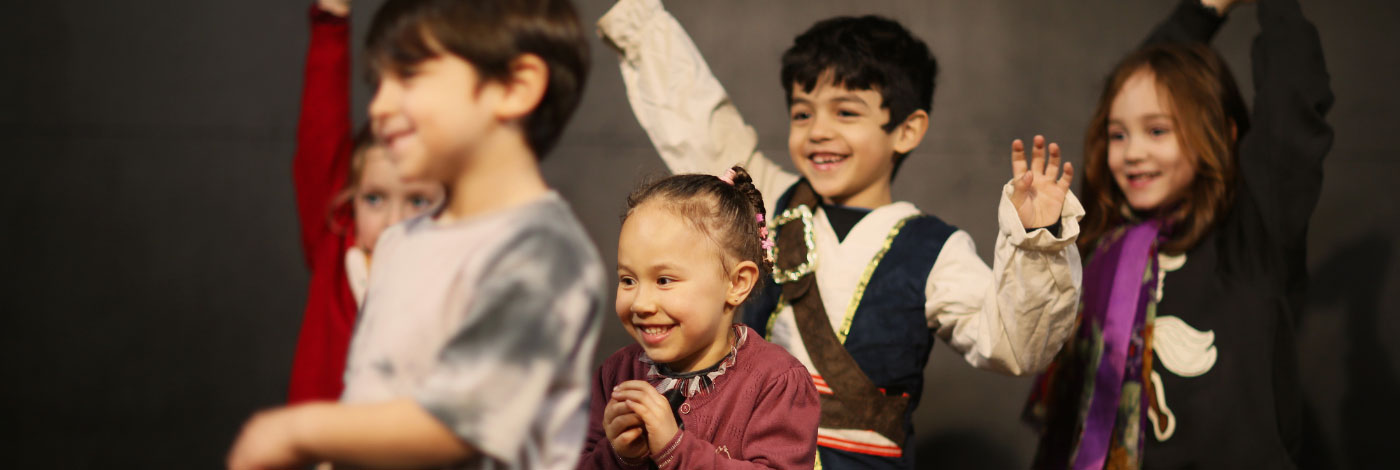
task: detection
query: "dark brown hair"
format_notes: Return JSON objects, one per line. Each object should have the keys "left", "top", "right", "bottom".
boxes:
{"left": 1079, "top": 43, "right": 1250, "bottom": 255}
{"left": 781, "top": 15, "right": 937, "bottom": 179}
{"left": 624, "top": 166, "right": 773, "bottom": 304}
{"left": 365, "top": 0, "right": 589, "bottom": 158}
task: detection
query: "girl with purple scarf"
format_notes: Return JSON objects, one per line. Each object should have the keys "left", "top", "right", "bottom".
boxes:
{"left": 1024, "top": 0, "right": 1332, "bottom": 468}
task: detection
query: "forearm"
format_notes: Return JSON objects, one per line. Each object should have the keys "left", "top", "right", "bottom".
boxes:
{"left": 294, "top": 4, "right": 354, "bottom": 257}
{"left": 1237, "top": 0, "right": 1334, "bottom": 250}
{"left": 598, "top": 0, "right": 796, "bottom": 201}
{"left": 1142, "top": 0, "right": 1228, "bottom": 46}
{"left": 931, "top": 185, "right": 1084, "bottom": 375}
{"left": 293, "top": 399, "right": 474, "bottom": 468}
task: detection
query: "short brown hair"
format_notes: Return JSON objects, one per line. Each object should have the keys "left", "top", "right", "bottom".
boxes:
{"left": 1079, "top": 43, "right": 1250, "bottom": 255}
{"left": 366, "top": 0, "right": 589, "bottom": 158}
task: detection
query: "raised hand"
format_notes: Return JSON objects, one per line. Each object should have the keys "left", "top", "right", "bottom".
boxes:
{"left": 613, "top": 380, "right": 680, "bottom": 457}
{"left": 1010, "top": 135, "right": 1074, "bottom": 230}
{"left": 318, "top": 0, "right": 350, "bottom": 17}
{"left": 603, "top": 388, "right": 649, "bottom": 460}
{"left": 1200, "top": 0, "right": 1254, "bottom": 15}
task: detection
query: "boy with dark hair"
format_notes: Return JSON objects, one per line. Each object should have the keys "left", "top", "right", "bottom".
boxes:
{"left": 228, "top": 1, "right": 603, "bottom": 469}
{"left": 599, "top": 1, "right": 1083, "bottom": 468}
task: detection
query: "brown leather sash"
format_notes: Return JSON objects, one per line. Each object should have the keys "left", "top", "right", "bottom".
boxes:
{"left": 775, "top": 180, "right": 909, "bottom": 445}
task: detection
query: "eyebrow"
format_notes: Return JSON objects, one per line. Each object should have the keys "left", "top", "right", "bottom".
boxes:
{"left": 616, "top": 262, "right": 681, "bottom": 273}
{"left": 790, "top": 94, "right": 872, "bottom": 108}
{"left": 1108, "top": 113, "right": 1173, "bottom": 125}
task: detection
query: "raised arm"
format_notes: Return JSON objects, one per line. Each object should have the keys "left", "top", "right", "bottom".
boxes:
{"left": 1236, "top": 0, "right": 1334, "bottom": 255}
{"left": 1142, "top": 0, "right": 1229, "bottom": 47}
{"left": 928, "top": 138, "right": 1085, "bottom": 376}
{"left": 597, "top": 0, "right": 797, "bottom": 208}
{"left": 292, "top": 1, "right": 354, "bottom": 267}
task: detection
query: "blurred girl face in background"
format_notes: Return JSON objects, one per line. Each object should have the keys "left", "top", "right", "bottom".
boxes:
{"left": 1106, "top": 69, "right": 1197, "bottom": 212}
{"left": 353, "top": 146, "right": 445, "bottom": 255}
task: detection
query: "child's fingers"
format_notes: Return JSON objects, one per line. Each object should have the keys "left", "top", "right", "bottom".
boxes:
{"left": 1032, "top": 135, "right": 1047, "bottom": 174}
{"left": 1047, "top": 143, "right": 1062, "bottom": 178}
{"left": 623, "top": 399, "right": 662, "bottom": 426}
{"left": 603, "top": 399, "right": 635, "bottom": 424}
{"left": 1011, "top": 139, "right": 1028, "bottom": 178}
{"left": 614, "top": 380, "right": 652, "bottom": 392}
{"left": 1059, "top": 162, "right": 1075, "bottom": 189}
{"left": 605, "top": 411, "right": 644, "bottom": 438}
{"left": 613, "top": 390, "right": 660, "bottom": 417}
{"left": 617, "top": 427, "right": 644, "bottom": 445}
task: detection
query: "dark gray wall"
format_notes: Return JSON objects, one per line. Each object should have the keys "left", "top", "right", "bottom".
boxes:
{"left": 1, "top": 0, "right": 1394, "bottom": 468}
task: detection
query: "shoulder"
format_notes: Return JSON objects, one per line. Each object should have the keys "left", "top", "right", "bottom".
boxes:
{"left": 503, "top": 195, "right": 603, "bottom": 266}
{"left": 884, "top": 201, "right": 960, "bottom": 237}
{"left": 903, "top": 213, "right": 959, "bottom": 238}
{"left": 484, "top": 195, "right": 605, "bottom": 283}
{"left": 738, "top": 327, "right": 807, "bottom": 376}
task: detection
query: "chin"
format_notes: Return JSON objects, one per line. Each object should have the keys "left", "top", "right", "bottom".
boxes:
{"left": 804, "top": 178, "right": 847, "bottom": 201}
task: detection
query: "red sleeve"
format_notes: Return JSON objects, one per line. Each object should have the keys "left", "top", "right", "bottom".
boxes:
{"left": 286, "top": 3, "right": 358, "bottom": 405}
{"left": 293, "top": 3, "right": 353, "bottom": 267}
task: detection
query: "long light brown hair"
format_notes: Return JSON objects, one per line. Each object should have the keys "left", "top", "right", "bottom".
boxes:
{"left": 1079, "top": 43, "right": 1250, "bottom": 255}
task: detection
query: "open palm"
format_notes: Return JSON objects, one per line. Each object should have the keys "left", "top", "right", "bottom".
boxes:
{"left": 1010, "top": 135, "right": 1074, "bottom": 229}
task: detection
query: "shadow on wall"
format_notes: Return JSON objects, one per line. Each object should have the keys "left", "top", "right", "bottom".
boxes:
{"left": 1302, "top": 232, "right": 1396, "bottom": 469}
{"left": 914, "top": 431, "right": 1019, "bottom": 470}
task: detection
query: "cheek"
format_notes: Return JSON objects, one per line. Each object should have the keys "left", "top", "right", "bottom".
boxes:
{"left": 787, "top": 127, "right": 805, "bottom": 158}
{"left": 614, "top": 289, "right": 631, "bottom": 318}
{"left": 1167, "top": 158, "right": 1197, "bottom": 196}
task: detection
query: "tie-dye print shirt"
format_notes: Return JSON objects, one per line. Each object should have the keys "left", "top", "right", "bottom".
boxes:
{"left": 341, "top": 192, "right": 605, "bottom": 470}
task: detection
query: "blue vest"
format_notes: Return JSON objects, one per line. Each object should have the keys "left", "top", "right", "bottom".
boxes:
{"left": 742, "top": 184, "right": 958, "bottom": 469}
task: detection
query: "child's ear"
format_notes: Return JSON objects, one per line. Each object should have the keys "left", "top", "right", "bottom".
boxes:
{"left": 726, "top": 260, "right": 760, "bottom": 308}
{"left": 891, "top": 109, "right": 930, "bottom": 155}
{"left": 493, "top": 54, "right": 549, "bottom": 121}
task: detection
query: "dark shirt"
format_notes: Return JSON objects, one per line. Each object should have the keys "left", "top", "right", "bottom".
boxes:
{"left": 1135, "top": 1, "right": 1333, "bottom": 468}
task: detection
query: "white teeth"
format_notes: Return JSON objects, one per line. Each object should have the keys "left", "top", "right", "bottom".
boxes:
{"left": 640, "top": 326, "right": 670, "bottom": 335}
{"left": 811, "top": 154, "right": 845, "bottom": 164}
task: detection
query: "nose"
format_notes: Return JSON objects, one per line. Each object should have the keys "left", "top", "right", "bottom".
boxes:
{"left": 807, "top": 113, "right": 834, "bottom": 142}
{"left": 629, "top": 284, "right": 658, "bottom": 317}
{"left": 387, "top": 199, "right": 406, "bottom": 225}
{"left": 1122, "top": 134, "right": 1146, "bottom": 164}
{"left": 368, "top": 78, "right": 400, "bottom": 136}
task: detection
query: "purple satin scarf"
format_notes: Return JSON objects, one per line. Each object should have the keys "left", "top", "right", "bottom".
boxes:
{"left": 1071, "top": 220, "right": 1160, "bottom": 469}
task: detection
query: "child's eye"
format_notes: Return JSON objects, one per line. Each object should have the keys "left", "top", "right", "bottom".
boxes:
{"left": 396, "top": 65, "right": 421, "bottom": 79}
{"left": 1108, "top": 131, "right": 1126, "bottom": 142}
{"left": 1150, "top": 127, "right": 1171, "bottom": 137}
{"left": 837, "top": 110, "right": 860, "bottom": 118}
{"left": 618, "top": 276, "right": 636, "bottom": 287}
{"left": 790, "top": 111, "right": 811, "bottom": 121}
{"left": 409, "top": 196, "right": 434, "bottom": 209}
{"left": 362, "top": 193, "right": 385, "bottom": 206}
{"left": 656, "top": 277, "right": 675, "bottom": 286}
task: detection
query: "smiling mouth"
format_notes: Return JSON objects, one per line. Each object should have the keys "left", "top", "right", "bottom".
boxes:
{"left": 808, "top": 152, "right": 849, "bottom": 171}
{"left": 635, "top": 324, "right": 675, "bottom": 345}
{"left": 1125, "top": 171, "right": 1161, "bottom": 188}
{"left": 379, "top": 128, "right": 414, "bottom": 149}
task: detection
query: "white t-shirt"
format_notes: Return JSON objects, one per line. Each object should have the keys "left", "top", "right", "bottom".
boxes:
{"left": 341, "top": 192, "right": 605, "bottom": 470}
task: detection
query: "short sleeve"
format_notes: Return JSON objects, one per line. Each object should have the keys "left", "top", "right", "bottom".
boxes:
{"left": 414, "top": 226, "right": 605, "bottom": 466}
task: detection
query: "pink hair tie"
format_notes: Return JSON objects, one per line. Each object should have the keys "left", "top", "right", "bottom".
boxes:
{"left": 718, "top": 169, "right": 737, "bottom": 185}
{"left": 756, "top": 214, "right": 764, "bottom": 223}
